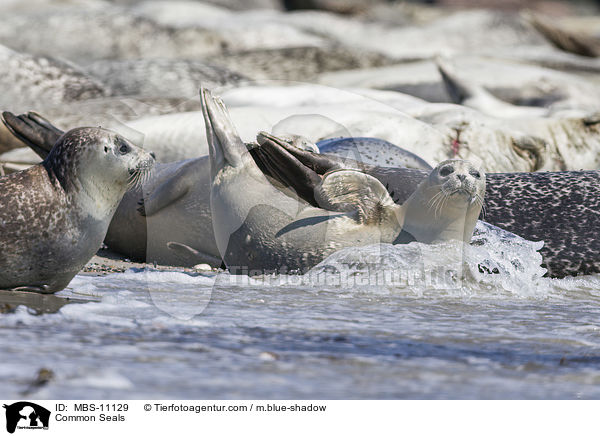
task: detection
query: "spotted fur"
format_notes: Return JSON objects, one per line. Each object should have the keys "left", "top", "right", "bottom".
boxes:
{"left": 0, "top": 127, "right": 154, "bottom": 293}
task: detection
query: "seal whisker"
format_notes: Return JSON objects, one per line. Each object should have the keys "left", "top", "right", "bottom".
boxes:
{"left": 430, "top": 194, "right": 440, "bottom": 219}
{"left": 427, "top": 191, "right": 444, "bottom": 212}
{"left": 476, "top": 194, "right": 486, "bottom": 219}
{"left": 435, "top": 194, "right": 446, "bottom": 220}
{"left": 432, "top": 191, "right": 447, "bottom": 220}
{"left": 426, "top": 191, "right": 441, "bottom": 215}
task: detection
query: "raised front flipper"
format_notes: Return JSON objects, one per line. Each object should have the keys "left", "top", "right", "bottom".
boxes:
{"left": 261, "top": 132, "right": 341, "bottom": 175}
{"left": 252, "top": 132, "right": 322, "bottom": 206}
{"left": 251, "top": 131, "right": 348, "bottom": 207}
{"left": 1, "top": 112, "right": 63, "bottom": 160}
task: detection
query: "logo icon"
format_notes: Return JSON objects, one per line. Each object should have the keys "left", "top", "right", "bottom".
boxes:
{"left": 3, "top": 402, "right": 50, "bottom": 434}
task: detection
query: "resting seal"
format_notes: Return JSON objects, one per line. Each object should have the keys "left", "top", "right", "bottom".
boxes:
{"left": 3, "top": 113, "right": 430, "bottom": 268}
{"left": 316, "top": 136, "right": 433, "bottom": 170}
{"left": 202, "top": 88, "right": 483, "bottom": 273}
{"left": 252, "top": 137, "right": 600, "bottom": 278}
{"left": 0, "top": 126, "right": 154, "bottom": 293}
{"left": 3, "top": 112, "right": 220, "bottom": 267}
{"left": 6, "top": 110, "right": 600, "bottom": 277}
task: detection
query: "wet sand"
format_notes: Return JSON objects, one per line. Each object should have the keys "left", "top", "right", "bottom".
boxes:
{"left": 83, "top": 247, "right": 219, "bottom": 275}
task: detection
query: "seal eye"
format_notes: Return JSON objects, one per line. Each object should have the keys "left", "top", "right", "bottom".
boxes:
{"left": 118, "top": 143, "right": 130, "bottom": 155}
{"left": 470, "top": 170, "right": 481, "bottom": 179}
{"left": 439, "top": 166, "right": 454, "bottom": 177}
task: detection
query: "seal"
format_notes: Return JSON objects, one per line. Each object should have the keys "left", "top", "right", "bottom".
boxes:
{"left": 7, "top": 109, "right": 600, "bottom": 277}
{"left": 252, "top": 137, "right": 600, "bottom": 278}
{"left": 84, "top": 58, "right": 247, "bottom": 98}
{"left": 3, "top": 111, "right": 221, "bottom": 267}
{"left": 0, "top": 43, "right": 110, "bottom": 114}
{"left": 202, "top": 88, "right": 483, "bottom": 273}
{"left": 106, "top": 157, "right": 219, "bottom": 267}
{"left": 0, "top": 124, "right": 154, "bottom": 293}
{"left": 436, "top": 59, "right": 548, "bottom": 119}
{"left": 316, "top": 137, "right": 433, "bottom": 170}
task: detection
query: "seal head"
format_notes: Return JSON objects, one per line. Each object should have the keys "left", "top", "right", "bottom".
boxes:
{"left": 398, "top": 159, "right": 485, "bottom": 244}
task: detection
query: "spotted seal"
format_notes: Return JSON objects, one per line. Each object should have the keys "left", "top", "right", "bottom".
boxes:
{"left": 0, "top": 43, "right": 110, "bottom": 114}
{"left": 0, "top": 125, "right": 154, "bottom": 293}
{"left": 316, "top": 137, "right": 432, "bottom": 170}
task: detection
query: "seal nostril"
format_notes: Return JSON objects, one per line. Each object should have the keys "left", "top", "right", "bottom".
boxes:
{"left": 457, "top": 174, "right": 466, "bottom": 181}
{"left": 150, "top": 152, "right": 156, "bottom": 159}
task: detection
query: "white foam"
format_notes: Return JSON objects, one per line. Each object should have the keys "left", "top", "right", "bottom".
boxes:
{"left": 66, "top": 369, "right": 134, "bottom": 390}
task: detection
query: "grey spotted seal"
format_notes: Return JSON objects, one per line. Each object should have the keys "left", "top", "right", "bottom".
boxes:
{"left": 202, "top": 88, "right": 484, "bottom": 273}
{"left": 316, "top": 137, "right": 432, "bottom": 169}
{"left": 0, "top": 6, "right": 224, "bottom": 62}
{"left": 210, "top": 45, "right": 393, "bottom": 82}
{"left": 0, "top": 43, "right": 109, "bottom": 114}
{"left": 0, "top": 125, "right": 154, "bottom": 293}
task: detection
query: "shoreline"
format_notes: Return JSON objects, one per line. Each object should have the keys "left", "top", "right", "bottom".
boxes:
{"left": 82, "top": 248, "right": 219, "bottom": 275}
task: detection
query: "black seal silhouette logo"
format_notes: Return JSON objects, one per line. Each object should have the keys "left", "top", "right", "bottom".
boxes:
{"left": 3, "top": 402, "right": 50, "bottom": 434}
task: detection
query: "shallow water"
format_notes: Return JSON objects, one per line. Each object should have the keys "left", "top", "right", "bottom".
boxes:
{"left": 1, "top": 224, "right": 600, "bottom": 399}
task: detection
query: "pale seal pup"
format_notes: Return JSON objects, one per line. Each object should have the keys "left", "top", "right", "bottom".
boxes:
{"left": 201, "top": 88, "right": 484, "bottom": 273}
{"left": 0, "top": 126, "right": 154, "bottom": 293}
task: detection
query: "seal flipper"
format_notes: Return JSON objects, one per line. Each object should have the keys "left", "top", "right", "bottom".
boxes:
{"left": 435, "top": 59, "right": 483, "bottom": 105}
{"left": 525, "top": 12, "right": 600, "bottom": 58}
{"left": 1, "top": 112, "right": 63, "bottom": 160}
{"left": 138, "top": 160, "right": 198, "bottom": 217}
{"left": 166, "top": 242, "right": 223, "bottom": 267}
{"left": 6, "top": 285, "right": 50, "bottom": 293}
{"left": 315, "top": 169, "right": 403, "bottom": 225}
{"left": 266, "top": 134, "right": 341, "bottom": 175}
{"left": 251, "top": 131, "right": 348, "bottom": 207}
{"left": 254, "top": 132, "right": 323, "bottom": 206}
{"left": 436, "top": 59, "right": 547, "bottom": 118}
{"left": 436, "top": 58, "right": 510, "bottom": 107}
{"left": 200, "top": 88, "right": 250, "bottom": 176}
